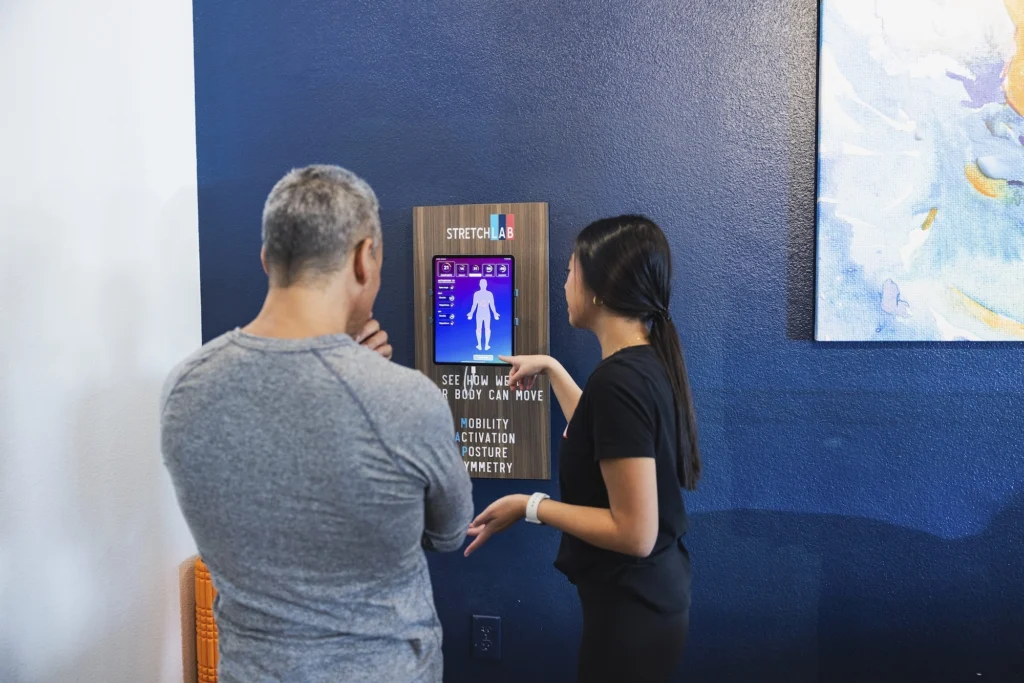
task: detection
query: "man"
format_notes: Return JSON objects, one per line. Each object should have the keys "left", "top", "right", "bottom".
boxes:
{"left": 467, "top": 278, "right": 499, "bottom": 350}
{"left": 161, "top": 165, "right": 473, "bottom": 682}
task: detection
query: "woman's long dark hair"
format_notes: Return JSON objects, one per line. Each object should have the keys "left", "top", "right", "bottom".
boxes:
{"left": 575, "top": 215, "right": 701, "bottom": 490}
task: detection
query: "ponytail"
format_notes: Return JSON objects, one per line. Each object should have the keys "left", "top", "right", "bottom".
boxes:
{"left": 649, "top": 313, "right": 701, "bottom": 490}
{"left": 574, "top": 214, "right": 702, "bottom": 490}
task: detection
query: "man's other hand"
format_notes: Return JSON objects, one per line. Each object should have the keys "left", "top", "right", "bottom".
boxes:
{"left": 357, "top": 318, "right": 392, "bottom": 360}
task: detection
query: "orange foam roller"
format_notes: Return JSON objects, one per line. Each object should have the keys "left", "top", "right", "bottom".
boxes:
{"left": 195, "top": 558, "right": 219, "bottom": 683}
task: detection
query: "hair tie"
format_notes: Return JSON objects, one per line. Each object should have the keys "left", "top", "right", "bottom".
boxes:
{"left": 653, "top": 308, "right": 671, "bottom": 322}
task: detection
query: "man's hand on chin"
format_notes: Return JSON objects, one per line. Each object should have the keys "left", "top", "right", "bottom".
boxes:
{"left": 356, "top": 318, "right": 393, "bottom": 360}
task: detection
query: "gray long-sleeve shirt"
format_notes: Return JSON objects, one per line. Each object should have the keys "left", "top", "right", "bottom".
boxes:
{"left": 160, "top": 329, "right": 473, "bottom": 683}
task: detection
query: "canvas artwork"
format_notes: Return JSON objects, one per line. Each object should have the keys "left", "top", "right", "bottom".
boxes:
{"left": 816, "top": 0, "right": 1024, "bottom": 341}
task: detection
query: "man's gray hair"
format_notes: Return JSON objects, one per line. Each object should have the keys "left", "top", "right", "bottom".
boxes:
{"left": 262, "top": 165, "right": 382, "bottom": 286}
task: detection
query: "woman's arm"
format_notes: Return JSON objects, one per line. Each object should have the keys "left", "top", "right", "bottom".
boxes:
{"left": 466, "top": 361, "right": 661, "bottom": 559}
{"left": 502, "top": 355, "right": 583, "bottom": 424}
{"left": 545, "top": 358, "right": 583, "bottom": 424}
{"left": 540, "top": 457, "right": 658, "bottom": 556}
{"left": 464, "top": 457, "right": 658, "bottom": 558}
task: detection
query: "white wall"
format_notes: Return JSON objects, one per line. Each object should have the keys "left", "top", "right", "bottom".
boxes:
{"left": 0, "top": 0, "right": 202, "bottom": 681}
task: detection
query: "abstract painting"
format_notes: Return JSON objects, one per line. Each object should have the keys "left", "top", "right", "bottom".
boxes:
{"left": 816, "top": 0, "right": 1024, "bottom": 341}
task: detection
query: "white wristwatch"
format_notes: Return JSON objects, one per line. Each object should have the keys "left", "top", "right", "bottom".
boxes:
{"left": 525, "top": 492, "right": 551, "bottom": 524}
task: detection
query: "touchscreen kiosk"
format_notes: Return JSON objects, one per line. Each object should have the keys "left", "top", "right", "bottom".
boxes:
{"left": 414, "top": 201, "right": 549, "bottom": 480}
{"left": 433, "top": 255, "right": 514, "bottom": 365}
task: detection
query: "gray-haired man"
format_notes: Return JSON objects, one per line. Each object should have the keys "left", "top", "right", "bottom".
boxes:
{"left": 161, "top": 165, "right": 473, "bottom": 683}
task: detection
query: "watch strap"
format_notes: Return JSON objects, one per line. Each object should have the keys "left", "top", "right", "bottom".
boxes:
{"left": 525, "top": 492, "right": 550, "bottom": 524}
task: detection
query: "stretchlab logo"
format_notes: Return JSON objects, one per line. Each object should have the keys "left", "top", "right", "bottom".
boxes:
{"left": 489, "top": 214, "right": 514, "bottom": 240}
{"left": 445, "top": 214, "right": 515, "bottom": 241}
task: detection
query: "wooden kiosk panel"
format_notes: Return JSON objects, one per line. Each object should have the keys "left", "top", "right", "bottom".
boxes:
{"left": 414, "top": 202, "right": 550, "bottom": 480}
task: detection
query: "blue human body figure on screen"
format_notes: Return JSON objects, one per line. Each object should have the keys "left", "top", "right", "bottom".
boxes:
{"left": 467, "top": 279, "right": 500, "bottom": 350}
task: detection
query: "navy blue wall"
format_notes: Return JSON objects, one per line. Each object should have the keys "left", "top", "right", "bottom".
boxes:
{"left": 194, "top": 1, "right": 1024, "bottom": 680}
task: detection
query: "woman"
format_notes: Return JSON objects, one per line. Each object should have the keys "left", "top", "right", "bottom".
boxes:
{"left": 464, "top": 215, "right": 701, "bottom": 683}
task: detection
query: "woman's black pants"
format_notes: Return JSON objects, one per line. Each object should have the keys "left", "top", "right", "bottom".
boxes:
{"left": 576, "top": 583, "right": 689, "bottom": 683}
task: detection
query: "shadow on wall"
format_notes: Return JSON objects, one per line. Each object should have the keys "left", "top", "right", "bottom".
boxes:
{"left": 685, "top": 496, "right": 1024, "bottom": 683}
{"left": 784, "top": 0, "right": 818, "bottom": 342}
{"left": 435, "top": 491, "right": 1024, "bottom": 683}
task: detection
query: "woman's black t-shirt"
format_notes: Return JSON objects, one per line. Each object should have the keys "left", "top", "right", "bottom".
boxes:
{"left": 554, "top": 345, "right": 692, "bottom": 614}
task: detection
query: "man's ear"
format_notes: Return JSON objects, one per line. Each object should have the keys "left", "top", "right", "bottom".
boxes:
{"left": 260, "top": 246, "right": 270, "bottom": 276}
{"left": 352, "top": 238, "right": 374, "bottom": 285}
